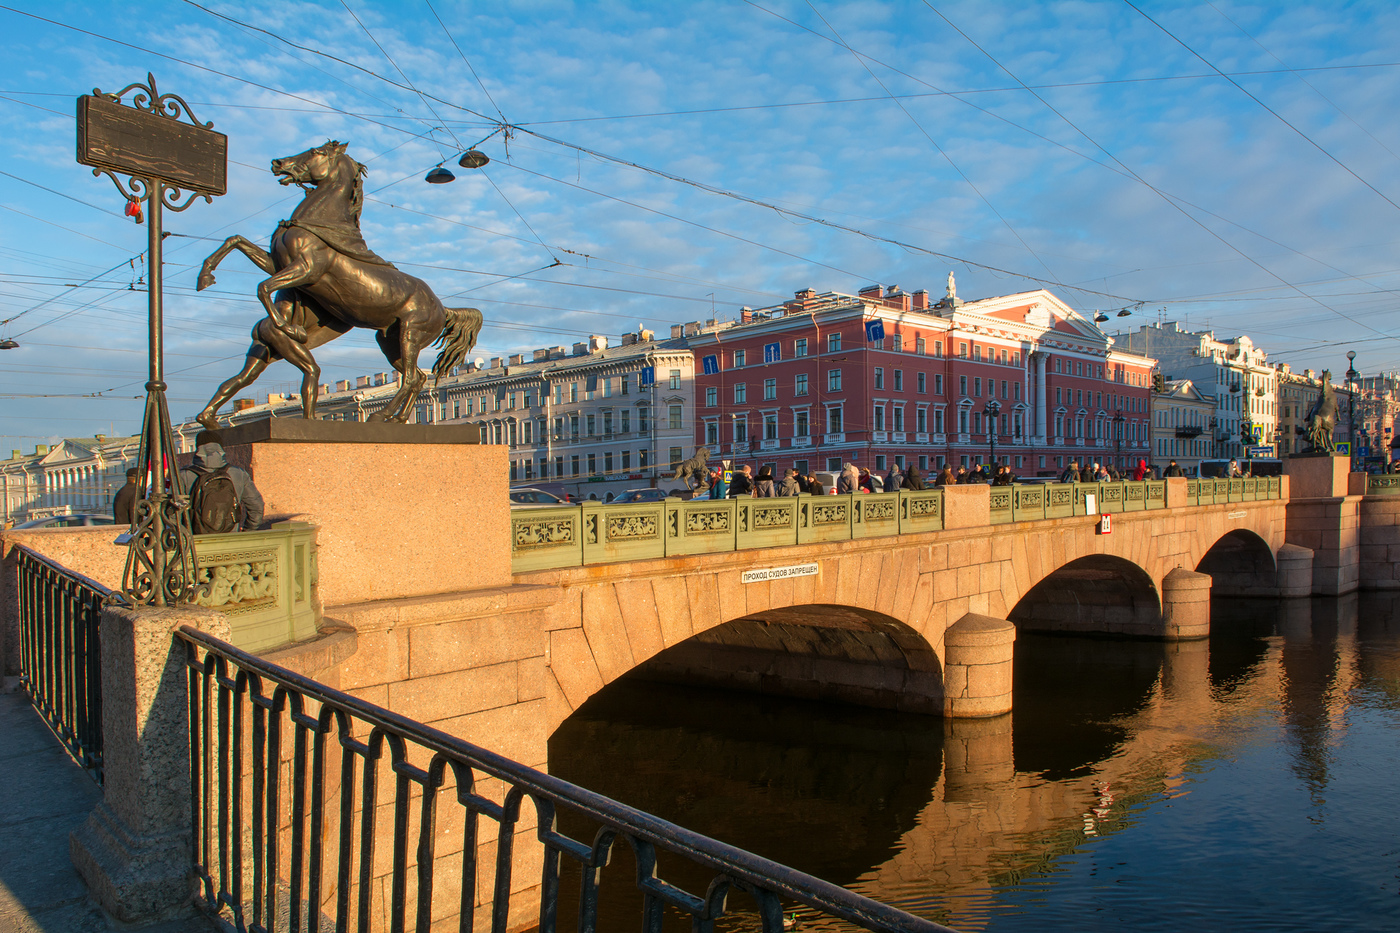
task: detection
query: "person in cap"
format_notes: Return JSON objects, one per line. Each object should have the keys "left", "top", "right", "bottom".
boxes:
{"left": 113, "top": 467, "right": 140, "bottom": 527}
{"left": 178, "top": 430, "right": 265, "bottom": 533}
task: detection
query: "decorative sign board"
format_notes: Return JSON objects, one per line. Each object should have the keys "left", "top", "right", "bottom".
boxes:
{"left": 77, "top": 93, "right": 227, "bottom": 196}
{"left": 1098, "top": 513, "right": 1112, "bottom": 535}
{"left": 742, "top": 563, "right": 819, "bottom": 584}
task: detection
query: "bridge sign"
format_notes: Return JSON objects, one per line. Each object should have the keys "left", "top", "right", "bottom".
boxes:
{"left": 742, "top": 563, "right": 819, "bottom": 584}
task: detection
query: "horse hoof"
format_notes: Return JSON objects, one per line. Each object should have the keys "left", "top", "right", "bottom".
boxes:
{"left": 196, "top": 414, "right": 219, "bottom": 430}
{"left": 196, "top": 273, "right": 216, "bottom": 291}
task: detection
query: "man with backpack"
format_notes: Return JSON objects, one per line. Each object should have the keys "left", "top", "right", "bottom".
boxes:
{"left": 179, "top": 430, "right": 265, "bottom": 534}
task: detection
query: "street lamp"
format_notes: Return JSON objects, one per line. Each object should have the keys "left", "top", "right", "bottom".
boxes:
{"left": 1346, "top": 350, "right": 1359, "bottom": 471}
{"left": 984, "top": 398, "right": 1002, "bottom": 468}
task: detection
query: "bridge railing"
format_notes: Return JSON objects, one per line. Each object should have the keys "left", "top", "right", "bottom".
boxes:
{"left": 512, "top": 478, "right": 1272, "bottom": 572}
{"left": 15, "top": 545, "right": 108, "bottom": 783}
{"left": 1365, "top": 474, "right": 1400, "bottom": 496}
{"left": 176, "top": 625, "right": 953, "bottom": 933}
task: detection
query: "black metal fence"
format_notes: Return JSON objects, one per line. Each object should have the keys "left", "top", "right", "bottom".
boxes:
{"left": 177, "top": 625, "right": 954, "bottom": 933}
{"left": 16, "top": 545, "right": 108, "bottom": 783}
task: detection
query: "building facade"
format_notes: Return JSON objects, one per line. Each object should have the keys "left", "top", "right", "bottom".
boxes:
{"left": 1151, "top": 380, "right": 1215, "bottom": 475}
{"left": 1353, "top": 371, "right": 1400, "bottom": 467}
{"left": 1, "top": 435, "right": 141, "bottom": 525}
{"left": 687, "top": 283, "right": 1155, "bottom": 479}
{"left": 1113, "top": 323, "right": 1277, "bottom": 461}
{"left": 202, "top": 330, "right": 697, "bottom": 501}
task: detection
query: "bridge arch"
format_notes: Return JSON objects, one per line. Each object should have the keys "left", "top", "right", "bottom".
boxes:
{"left": 1009, "top": 554, "right": 1162, "bottom": 637}
{"left": 631, "top": 604, "right": 944, "bottom": 714}
{"left": 1195, "top": 529, "right": 1278, "bottom": 596}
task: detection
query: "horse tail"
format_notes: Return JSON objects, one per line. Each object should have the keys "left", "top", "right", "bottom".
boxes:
{"left": 431, "top": 307, "right": 483, "bottom": 384}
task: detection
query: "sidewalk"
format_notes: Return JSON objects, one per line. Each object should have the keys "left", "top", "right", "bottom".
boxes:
{"left": 0, "top": 689, "right": 217, "bottom": 933}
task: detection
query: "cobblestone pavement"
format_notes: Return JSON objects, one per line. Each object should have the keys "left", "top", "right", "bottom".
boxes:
{"left": 0, "top": 689, "right": 217, "bottom": 933}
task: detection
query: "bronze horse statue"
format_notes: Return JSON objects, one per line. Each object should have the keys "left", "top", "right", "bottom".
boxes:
{"left": 194, "top": 140, "right": 482, "bottom": 427}
{"left": 1302, "top": 370, "right": 1339, "bottom": 453}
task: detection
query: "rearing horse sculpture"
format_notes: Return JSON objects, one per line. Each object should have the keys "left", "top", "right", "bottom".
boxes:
{"left": 194, "top": 140, "right": 482, "bottom": 427}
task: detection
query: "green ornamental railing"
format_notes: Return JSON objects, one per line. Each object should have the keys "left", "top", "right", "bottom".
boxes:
{"left": 511, "top": 479, "right": 1281, "bottom": 572}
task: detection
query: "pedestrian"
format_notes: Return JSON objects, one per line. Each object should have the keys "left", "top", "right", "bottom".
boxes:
{"left": 778, "top": 468, "right": 801, "bottom": 496}
{"left": 934, "top": 466, "right": 956, "bottom": 487}
{"left": 754, "top": 465, "right": 776, "bottom": 497}
{"left": 837, "top": 462, "right": 859, "bottom": 494}
{"left": 858, "top": 468, "right": 874, "bottom": 493}
{"left": 955, "top": 466, "right": 969, "bottom": 484}
{"left": 728, "top": 464, "right": 754, "bottom": 497}
{"left": 1132, "top": 458, "right": 1148, "bottom": 481}
{"left": 178, "top": 430, "right": 264, "bottom": 533}
{"left": 885, "top": 463, "right": 903, "bottom": 494}
{"left": 992, "top": 465, "right": 1014, "bottom": 486}
{"left": 902, "top": 465, "right": 927, "bottom": 490}
{"left": 708, "top": 468, "right": 728, "bottom": 499}
{"left": 809, "top": 474, "right": 826, "bottom": 495}
{"left": 1079, "top": 461, "right": 1096, "bottom": 483}
{"left": 1228, "top": 458, "right": 1243, "bottom": 478}
{"left": 1060, "top": 461, "right": 1079, "bottom": 483}
{"left": 113, "top": 467, "right": 140, "bottom": 527}
{"left": 1164, "top": 460, "right": 1184, "bottom": 477}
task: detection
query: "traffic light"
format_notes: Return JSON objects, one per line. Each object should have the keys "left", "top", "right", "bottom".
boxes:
{"left": 1152, "top": 372, "right": 1165, "bottom": 393}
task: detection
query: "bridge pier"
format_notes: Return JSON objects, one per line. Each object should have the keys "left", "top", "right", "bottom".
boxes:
{"left": 1160, "top": 569, "right": 1211, "bottom": 640}
{"left": 942, "top": 613, "right": 1015, "bottom": 718}
{"left": 1283, "top": 456, "right": 1361, "bottom": 596}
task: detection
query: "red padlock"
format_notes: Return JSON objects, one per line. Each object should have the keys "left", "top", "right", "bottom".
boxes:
{"left": 125, "top": 199, "right": 144, "bottom": 224}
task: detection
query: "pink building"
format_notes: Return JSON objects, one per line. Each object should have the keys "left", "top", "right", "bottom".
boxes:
{"left": 687, "top": 283, "right": 1155, "bottom": 478}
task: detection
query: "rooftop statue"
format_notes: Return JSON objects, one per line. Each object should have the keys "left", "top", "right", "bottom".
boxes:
{"left": 1301, "top": 370, "right": 1338, "bottom": 454}
{"left": 193, "top": 140, "right": 482, "bottom": 427}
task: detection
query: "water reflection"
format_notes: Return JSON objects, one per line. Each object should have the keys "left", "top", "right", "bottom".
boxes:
{"left": 548, "top": 595, "right": 1400, "bottom": 932}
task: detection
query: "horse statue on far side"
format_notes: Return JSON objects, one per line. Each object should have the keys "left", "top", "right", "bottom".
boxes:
{"left": 193, "top": 140, "right": 482, "bottom": 427}
{"left": 673, "top": 446, "right": 712, "bottom": 492}
{"left": 1302, "top": 370, "right": 1338, "bottom": 454}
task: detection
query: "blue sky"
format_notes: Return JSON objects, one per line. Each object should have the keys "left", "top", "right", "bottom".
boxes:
{"left": 3, "top": 1, "right": 1400, "bottom": 452}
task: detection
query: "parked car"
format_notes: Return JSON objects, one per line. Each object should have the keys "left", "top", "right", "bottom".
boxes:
{"left": 508, "top": 488, "right": 567, "bottom": 508}
{"left": 12, "top": 513, "right": 116, "bottom": 529}
{"left": 615, "top": 488, "right": 672, "bottom": 503}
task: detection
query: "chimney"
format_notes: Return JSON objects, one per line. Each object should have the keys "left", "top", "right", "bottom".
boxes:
{"left": 912, "top": 289, "right": 929, "bottom": 310}
{"left": 356, "top": 376, "right": 371, "bottom": 388}
{"left": 740, "top": 307, "right": 753, "bottom": 324}
{"left": 549, "top": 346, "right": 566, "bottom": 360}
{"left": 509, "top": 353, "right": 524, "bottom": 366}
{"left": 371, "top": 374, "right": 384, "bottom": 387}
{"left": 671, "top": 324, "right": 684, "bottom": 339}
{"left": 589, "top": 335, "right": 608, "bottom": 352}
{"left": 686, "top": 322, "right": 702, "bottom": 336}
{"left": 533, "top": 348, "right": 550, "bottom": 361}
{"left": 94, "top": 433, "right": 106, "bottom": 442}
{"left": 11, "top": 450, "right": 19, "bottom": 460}
{"left": 234, "top": 398, "right": 255, "bottom": 412}
{"left": 490, "top": 357, "right": 502, "bottom": 369}
{"left": 318, "top": 384, "right": 329, "bottom": 397}
{"left": 795, "top": 288, "right": 816, "bottom": 301}
{"left": 35, "top": 444, "right": 49, "bottom": 455}
{"left": 571, "top": 343, "right": 588, "bottom": 356}
{"left": 335, "top": 380, "right": 351, "bottom": 392}
{"left": 859, "top": 284, "right": 883, "bottom": 299}
{"left": 621, "top": 333, "right": 638, "bottom": 346}
{"left": 639, "top": 329, "right": 654, "bottom": 342}
{"left": 267, "top": 393, "right": 284, "bottom": 406}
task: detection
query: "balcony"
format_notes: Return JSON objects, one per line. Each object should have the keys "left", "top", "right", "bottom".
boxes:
{"left": 1175, "top": 426, "right": 1204, "bottom": 438}
{"left": 823, "top": 433, "right": 846, "bottom": 444}
{"left": 915, "top": 433, "right": 929, "bottom": 444}
{"left": 760, "top": 438, "right": 781, "bottom": 450}
{"left": 872, "top": 431, "right": 888, "bottom": 443}
{"left": 730, "top": 442, "right": 751, "bottom": 454}
{"left": 790, "top": 436, "right": 812, "bottom": 448}
{"left": 892, "top": 432, "right": 907, "bottom": 443}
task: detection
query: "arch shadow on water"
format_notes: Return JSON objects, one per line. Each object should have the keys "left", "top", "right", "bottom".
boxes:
{"left": 1196, "top": 529, "right": 1277, "bottom": 597}
{"left": 1009, "top": 554, "right": 1161, "bottom": 638}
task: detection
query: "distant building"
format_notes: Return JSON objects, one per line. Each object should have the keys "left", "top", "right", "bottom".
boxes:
{"left": 0, "top": 435, "right": 141, "bottom": 525}
{"left": 688, "top": 282, "right": 1155, "bottom": 478}
{"left": 1353, "top": 371, "right": 1400, "bottom": 466}
{"left": 1150, "top": 380, "right": 1215, "bottom": 475}
{"left": 198, "top": 329, "right": 697, "bottom": 501}
{"left": 1112, "top": 323, "right": 1277, "bottom": 460}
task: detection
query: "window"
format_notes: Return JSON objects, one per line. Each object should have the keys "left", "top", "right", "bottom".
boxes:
{"left": 875, "top": 455, "right": 886, "bottom": 471}
{"left": 669, "top": 405, "right": 682, "bottom": 429}
{"left": 959, "top": 342, "right": 968, "bottom": 358}
{"left": 1014, "top": 383, "right": 1021, "bottom": 401}
{"left": 795, "top": 460, "right": 809, "bottom": 476}
{"left": 734, "top": 418, "right": 748, "bottom": 443}
{"left": 892, "top": 335, "right": 902, "bottom": 352}
{"left": 669, "top": 447, "right": 683, "bottom": 468}
{"left": 602, "top": 379, "right": 612, "bottom": 398}
{"left": 553, "top": 417, "right": 564, "bottom": 440}
{"left": 974, "top": 377, "right": 982, "bottom": 398}
{"left": 622, "top": 375, "right": 631, "bottom": 396}
{"left": 827, "top": 407, "right": 843, "bottom": 433}
{"left": 828, "top": 369, "right": 842, "bottom": 391}
{"left": 972, "top": 412, "right": 982, "bottom": 435}
{"left": 795, "top": 338, "right": 808, "bottom": 357}
{"left": 917, "top": 372, "right": 926, "bottom": 393}
{"left": 622, "top": 450, "right": 630, "bottom": 470}
{"left": 935, "top": 374, "right": 944, "bottom": 395}
{"left": 764, "top": 378, "right": 777, "bottom": 400}
{"left": 935, "top": 409, "right": 945, "bottom": 433}
{"left": 916, "top": 337, "right": 926, "bottom": 355}
{"left": 764, "top": 413, "right": 778, "bottom": 440}
{"left": 959, "top": 409, "right": 969, "bottom": 434}
{"left": 706, "top": 420, "right": 719, "bottom": 445}
{"left": 874, "top": 367, "right": 884, "bottom": 389}
{"left": 973, "top": 345, "right": 982, "bottom": 361}
{"left": 893, "top": 406, "right": 904, "bottom": 432}
{"left": 555, "top": 456, "right": 564, "bottom": 477}
{"left": 894, "top": 370, "right": 903, "bottom": 391}
{"left": 705, "top": 386, "right": 717, "bottom": 407}
{"left": 935, "top": 340, "right": 944, "bottom": 357}
{"left": 1056, "top": 387, "right": 1063, "bottom": 405}
{"left": 523, "top": 421, "right": 534, "bottom": 444}
{"left": 571, "top": 455, "right": 580, "bottom": 477}
{"left": 605, "top": 451, "right": 613, "bottom": 473}
{"left": 874, "top": 405, "right": 885, "bottom": 431}
{"left": 569, "top": 383, "right": 578, "bottom": 403}
{"left": 586, "top": 414, "right": 596, "bottom": 437}
{"left": 734, "top": 383, "right": 747, "bottom": 403}
{"left": 553, "top": 384, "right": 563, "bottom": 405}
{"left": 669, "top": 369, "right": 681, "bottom": 390}
{"left": 828, "top": 333, "right": 841, "bottom": 353}
{"left": 795, "top": 410, "right": 809, "bottom": 437}
{"left": 734, "top": 349, "right": 746, "bottom": 368}
{"left": 569, "top": 415, "right": 580, "bottom": 440}
{"left": 827, "top": 457, "right": 842, "bottom": 471}
{"left": 510, "top": 461, "right": 518, "bottom": 481}
{"left": 603, "top": 412, "right": 613, "bottom": 435}
{"left": 795, "top": 373, "right": 809, "bottom": 396}
{"left": 916, "top": 408, "right": 927, "bottom": 432}
{"left": 959, "top": 375, "right": 968, "bottom": 397}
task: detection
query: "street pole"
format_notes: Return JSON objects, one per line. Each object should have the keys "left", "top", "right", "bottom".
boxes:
{"left": 1347, "top": 350, "right": 1359, "bottom": 472}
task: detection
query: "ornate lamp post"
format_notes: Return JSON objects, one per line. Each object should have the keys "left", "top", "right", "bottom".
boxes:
{"left": 76, "top": 75, "right": 226, "bottom": 604}
{"left": 1346, "top": 350, "right": 1359, "bottom": 472}
{"left": 984, "top": 398, "right": 1002, "bottom": 468}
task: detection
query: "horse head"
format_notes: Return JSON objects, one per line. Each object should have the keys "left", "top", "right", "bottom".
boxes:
{"left": 272, "top": 140, "right": 369, "bottom": 219}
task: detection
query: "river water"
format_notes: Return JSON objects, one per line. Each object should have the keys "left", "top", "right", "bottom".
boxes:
{"left": 548, "top": 594, "right": 1400, "bottom": 932}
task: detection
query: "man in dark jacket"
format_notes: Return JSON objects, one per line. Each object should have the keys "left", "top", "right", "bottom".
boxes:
{"left": 1060, "top": 461, "right": 1079, "bottom": 483}
{"left": 1164, "top": 460, "right": 1185, "bottom": 477}
{"left": 178, "top": 430, "right": 264, "bottom": 532}
{"left": 727, "top": 464, "right": 754, "bottom": 497}
{"left": 113, "top": 468, "right": 140, "bottom": 527}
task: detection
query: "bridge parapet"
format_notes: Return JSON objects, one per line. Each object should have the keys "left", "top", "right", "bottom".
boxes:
{"left": 511, "top": 479, "right": 1279, "bottom": 573}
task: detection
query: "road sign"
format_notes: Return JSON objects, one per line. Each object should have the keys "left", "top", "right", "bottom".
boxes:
{"left": 1359, "top": 447, "right": 1371, "bottom": 458}
{"left": 1246, "top": 445, "right": 1274, "bottom": 458}
{"left": 1337, "top": 442, "right": 1352, "bottom": 455}
{"left": 1098, "top": 514, "right": 1112, "bottom": 535}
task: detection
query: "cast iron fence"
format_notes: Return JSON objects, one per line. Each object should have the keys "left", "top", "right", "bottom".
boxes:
{"left": 16, "top": 545, "right": 108, "bottom": 783}
{"left": 177, "top": 625, "right": 954, "bottom": 933}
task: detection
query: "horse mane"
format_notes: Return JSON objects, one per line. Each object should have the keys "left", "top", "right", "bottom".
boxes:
{"left": 323, "top": 140, "right": 368, "bottom": 225}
